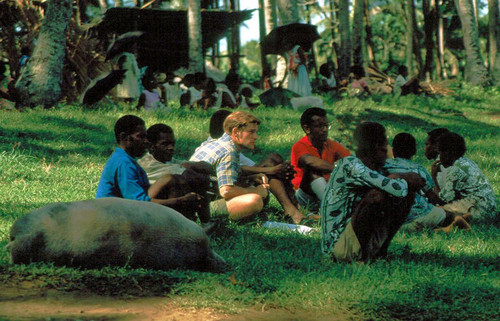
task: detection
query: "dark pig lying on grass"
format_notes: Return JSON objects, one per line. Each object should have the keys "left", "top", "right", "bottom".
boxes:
{"left": 6, "top": 198, "right": 227, "bottom": 272}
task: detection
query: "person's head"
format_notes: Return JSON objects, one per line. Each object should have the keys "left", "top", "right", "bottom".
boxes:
{"left": 146, "top": 124, "right": 175, "bottom": 163}
{"left": 392, "top": 133, "right": 416, "bottom": 159}
{"left": 142, "top": 74, "right": 157, "bottom": 91}
{"left": 21, "top": 46, "right": 30, "bottom": 56}
{"left": 425, "top": 128, "right": 450, "bottom": 160}
{"left": 351, "top": 65, "right": 365, "bottom": 79}
{"left": 437, "top": 132, "right": 466, "bottom": 167}
{"left": 319, "top": 63, "right": 331, "bottom": 78}
{"left": 224, "top": 111, "right": 261, "bottom": 150}
{"left": 210, "top": 109, "right": 232, "bottom": 139}
{"left": 204, "top": 77, "right": 216, "bottom": 93}
{"left": 354, "top": 122, "right": 388, "bottom": 170}
{"left": 194, "top": 72, "right": 207, "bottom": 89}
{"left": 241, "top": 87, "right": 253, "bottom": 98}
{"left": 398, "top": 65, "right": 408, "bottom": 77}
{"left": 182, "top": 74, "right": 195, "bottom": 87}
{"left": 225, "top": 72, "right": 241, "bottom": 92}
{"left": 114, "top": 115, "right": 147, "bottom": 158}
{"left": 300, "top": 107, "right": 328, "bottom": 146}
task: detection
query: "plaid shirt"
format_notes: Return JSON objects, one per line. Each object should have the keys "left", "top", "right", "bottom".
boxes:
{"left": 190, "top": 133, "right": 240, "bottom": 187}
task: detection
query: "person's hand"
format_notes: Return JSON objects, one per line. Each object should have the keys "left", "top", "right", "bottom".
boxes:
{"left": 431, "top": 160, "right": 441, "bottom": 179}
{"left": 254, "top": 183, "right": 269, "bottom": 199}
{"left": 182, "top": 192, "right": 203, "bottom": 206}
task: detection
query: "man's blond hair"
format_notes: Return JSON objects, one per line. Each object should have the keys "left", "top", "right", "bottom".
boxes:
{"left": 223, "top": 111, "right": 261, "bottom": 134}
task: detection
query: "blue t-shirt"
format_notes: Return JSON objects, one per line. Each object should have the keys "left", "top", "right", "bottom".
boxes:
{"left": 96, "top": 148, "right": 151, "bottom": 201}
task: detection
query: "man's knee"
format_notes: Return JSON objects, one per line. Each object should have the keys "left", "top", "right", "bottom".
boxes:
{"left": 227, "top": 194, "right": 264, "bottom": 220}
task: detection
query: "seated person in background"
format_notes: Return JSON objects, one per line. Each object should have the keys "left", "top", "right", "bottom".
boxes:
{"left": 179, "top": 73, "right": 203, "bottom": 107}
{"left": 424, "top": 127, "right": 450, "bottom": 191}
{"left": 291, "top": 107, "right": 350, "bottom": 212}
{"left": 318, "top": 63, "right": 337, "bottom": 93}
{"left": 432, "top": 132, "right": 497, "bottom": 222}
{"left": 195, "top": 110, "right": 307, "bottom": 224}
{"left": 215, "top": 72, "right": 241, "bottom": 109}
{"left": 321, "top": 122, "right": 425, "bottom": 262}
{"left": 137, "top": 73, "right": 163, "bottom": 111}
{"left": 200, "top": 78, "right": 218, "bottom": 110}
{"left": 239, "top": 85, "right": 259, "bottom": 109}
{"left": 96, "top": 115, "right": 203, "bottom": 212}
{"left": 350, "top": 65, "right": 371, "bottom": 96}
{"left": 384, "top": 133, "right": 470, "bottom": 231}
{"left": 393, "top": 66, "right": 421, "bottom": 96}
{"left": 190, "top": 111, "right": 270, "bottom": 221}
{"left": 138, "top": 124, "right": 214, "bottom": 224}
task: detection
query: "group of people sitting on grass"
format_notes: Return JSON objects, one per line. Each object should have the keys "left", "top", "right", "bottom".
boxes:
{"left": 95, "top": 108, "right": 496, "bottom": 263}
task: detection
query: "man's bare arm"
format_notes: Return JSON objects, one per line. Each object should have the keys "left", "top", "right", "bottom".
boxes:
{"left": 298, "top": 154, "right": 335, "bottom": 174}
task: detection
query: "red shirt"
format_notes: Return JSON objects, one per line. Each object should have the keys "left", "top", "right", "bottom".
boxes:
{"left": 291, "top": 135, "right": 351, "bottom": 190}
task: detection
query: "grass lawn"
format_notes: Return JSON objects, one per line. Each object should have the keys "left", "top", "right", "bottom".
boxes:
{"left": 0, "top": 83, "right": 499, "bottom": 320}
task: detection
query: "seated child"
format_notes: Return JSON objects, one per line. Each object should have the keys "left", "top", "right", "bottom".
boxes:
{"left": 239, "top": 85, "right": 259, "bottom": 109}
{"left": 393, "top": 65, "right": 421, "bottom": 96}
{"left": 318, "top": 63, "right": 337, "bottom": 93}
{"left": 384, "top": 133, "right": 470, "bottom": 231}
{"left": 350, "top": 65, "right": 371, "bottom": 97}
{"left": 433, "top": 132, "right": 497, "bottom": 222}
{"left": 137, "top": 74, "right": 164, "bottom": 110}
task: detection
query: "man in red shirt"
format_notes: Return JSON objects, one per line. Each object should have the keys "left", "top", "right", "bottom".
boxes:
{"left": 291, "top": 108, "right": 351, "bottom": 210}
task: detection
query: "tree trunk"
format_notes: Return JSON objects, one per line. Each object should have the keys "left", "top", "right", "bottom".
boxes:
{"left": 488, "top": 0, "right": 500, "bottom": 85}
{"left": 405, "top": 0, "right": 415, "bottom": 75}
{"left": 423, "top": 0, "right": 436, "bottom": 80}
{"left": 330, "top": 0, "right": 339, "bottom": 67}
{"left": 264, "top": 0, "right": 277, "bottom": 70}
{"left": 229, "top": 0, "right": 241, "bottom": 72}
{"left": 15, "top": 0, "right": 73, "bottom": 108}
{"left": 114, "top": 0, "right": 123, "bottom": 6}
{"left": 436, "top": 0, "right": 447, "bottom": 79}
{"left": 276, "top": 0, "right": 298, "bottom": 25}
{"left": 187, "top": 0, "right": 203, "bottom": 73}
{"left": 352, "top": 0, "right": 364, "bottom": 67}
{"left": 454, "top": 0, "right": 491, "bottom": 86}
{"left": 259, "top": 0, "right": 270, "bottom": 83}
{"left": 338, "top": 0, "right": 351, "bottom": 79}
{"left": 364, "top": 0, "right": 377, "bottom": 68}
{"left": 99, "top": 0, "right": 107, "bottom": 13}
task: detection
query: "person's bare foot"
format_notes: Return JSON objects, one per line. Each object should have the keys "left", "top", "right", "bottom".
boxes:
{"left": 434, "top": 216, "right": 471, "bottom": 233}
{"left": 287, "top": 209, "right": 306, "bottom": 224}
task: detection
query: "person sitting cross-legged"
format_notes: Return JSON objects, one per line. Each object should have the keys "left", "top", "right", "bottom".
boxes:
{"left": 190, "top": 111, "right": 270, "bottom": 221}
{"left": 320, "top": 122, "right": 425, "bottom": 263}
{"left": 384, "top": 133, "right": 470, "bottom": 231}
{"left": 137, "top": 124, "right": 215, "bottom": 225}
{"left": 199, "top": 109, "right": 307, "bottom": 224}
{"left": 291, "top": 107, "right": 351, "bottom": 212}
{"left": 432, "top": 132, "right": 497, "bottom": 224}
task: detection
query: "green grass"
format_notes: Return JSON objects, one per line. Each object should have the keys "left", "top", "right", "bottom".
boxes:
{"left": 0, "top": 84, "right": 499, "bottom": 320}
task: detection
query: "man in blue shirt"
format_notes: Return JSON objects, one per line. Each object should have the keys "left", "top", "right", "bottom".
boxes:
{"left": 96, "top": 115, "right": 202, "bottom": 209}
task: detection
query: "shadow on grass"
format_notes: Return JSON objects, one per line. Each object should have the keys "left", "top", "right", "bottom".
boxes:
{"left": 362, "top": 280, "right": 499, "bottom": 321}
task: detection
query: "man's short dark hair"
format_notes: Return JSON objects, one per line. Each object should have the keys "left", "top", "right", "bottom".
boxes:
{"left": 351, "top": 65, "right": 365, "bottom": 78}
{"left": 114, "top": 115, "right": 145, "bottom": 143}
{"left": 147, "top": 123, "right": 174, "bottom": 144}
{"left": 427, "top": 128, "right": 450, "bottom": 145}
{"left": 438, "top": 132, "right": 466, "bottom": 159}
{"left": 300, "top": 107, "right": 327, "bottom": 129}
{"left": 210, "top": 109, "right": 232, "bottom": 139}
{"left": 392, "top": 133, "right": 416, "bottom": 159}
{"left": 354, "top": 122, "right": 387, "bottom": 157}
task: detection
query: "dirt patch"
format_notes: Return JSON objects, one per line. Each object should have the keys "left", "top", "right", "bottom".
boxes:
{"left": 0, "top": 282, "right": 361, "bottom": 321}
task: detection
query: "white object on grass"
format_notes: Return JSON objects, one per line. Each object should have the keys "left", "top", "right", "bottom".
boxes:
{"left": 262, "top": 221, "right": 316, "bottom": 235}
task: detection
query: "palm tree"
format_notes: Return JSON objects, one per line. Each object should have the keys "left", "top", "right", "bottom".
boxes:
{"left": 488, "top": 0, "right": 500, "bottom": 85}
{"left": 15, "top": 0, "right": 73, "bottom": 108}
{"left": 187, "top": 0, "right": 203, "bottom": 73}
{"left": 352, "top": 0, "right": 365, "bottom": 67}
{"left": 338, "top": 0, "right": 351, "bottom": 79}
{"left": 454, "top": 0, "right": 491, "bottom": 86}
{"left": 276, "top": 0, "right": 298, "bottom": 25}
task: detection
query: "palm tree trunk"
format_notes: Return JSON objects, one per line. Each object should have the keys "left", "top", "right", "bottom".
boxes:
{"left": 405, "top": 0, "right": 415, "bottom": 74}
{"left": 454, "top": 0, "right": 491, "bottom": 86}
{"left": 338, "top": 0, "right": 351, "bottom": 79}
{"left": 423, "top": 0, "right": 436, "bottom": 80}
{"left": 187, "top": 0, "right": 203, "bottom": 73}
{"left": 436, "top": 0, "right": 447, "bottom": 79}
{"left": 488, "top": 0, "right": 500, "bottom": 85}
{"left": 114, "top": 0, "right": 123, "bottom": 6}
{"left": 15, "top": 0, "right": 73, "bottom": 108}
{"left": 277, "top": 0, "right": 298, "bottom": 25}
{"left": 99, "top": 0, "right": 107, "bottom": 13}
{"left": 352, "top": 0, "right": 364, "bottom": 67}
{"left": 364, "top": 0, "right": 377, "bottom": 68}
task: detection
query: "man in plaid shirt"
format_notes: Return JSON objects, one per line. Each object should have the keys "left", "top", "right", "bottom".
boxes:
{"left": 190, "top": 111, "right": 269, "bottom": 221}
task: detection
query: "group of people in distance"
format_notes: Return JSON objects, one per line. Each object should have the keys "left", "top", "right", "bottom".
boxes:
{"left": 95, "top": 108, "right": 496, "bottom": 263}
